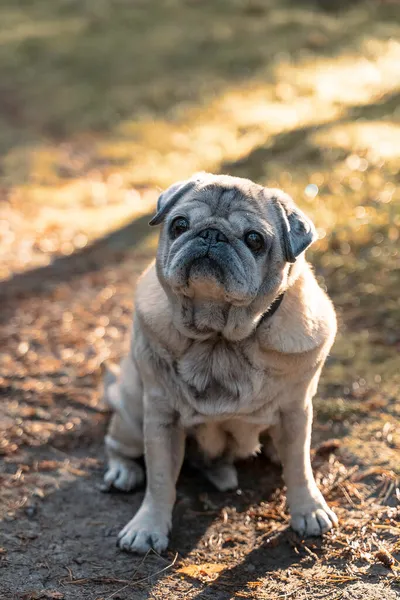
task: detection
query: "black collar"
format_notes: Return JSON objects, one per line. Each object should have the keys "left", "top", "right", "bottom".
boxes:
{"left": 256, "top": 263, "right": 294, "bottom": 328}
{"left": 257, "top": 292, "right": 285, "bottom": 328}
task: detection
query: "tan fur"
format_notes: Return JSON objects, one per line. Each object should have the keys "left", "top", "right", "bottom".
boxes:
{"left": 102, "top": 173, "right": 338, "bottom": 554}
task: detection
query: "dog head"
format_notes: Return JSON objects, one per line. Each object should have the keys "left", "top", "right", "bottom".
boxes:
{"left": 150, "top": 173, "right": 317, "bottom": 337}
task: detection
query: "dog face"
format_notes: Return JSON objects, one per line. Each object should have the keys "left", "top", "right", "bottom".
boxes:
{"left": 150, "top": 173, "right": 317, "bottom": 308}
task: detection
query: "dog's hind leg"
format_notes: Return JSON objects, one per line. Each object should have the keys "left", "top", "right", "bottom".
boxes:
{"left": 101, "top": 356, "right": 145, "bottom": 492}
{"left": 260, "top": 431, "right": 281, "bottom": 466}
{"left": 186, "top": 429, "right": 239, "bottom": 492}
{"left": 102, "top": 442, "right": 144, "bottom": 492}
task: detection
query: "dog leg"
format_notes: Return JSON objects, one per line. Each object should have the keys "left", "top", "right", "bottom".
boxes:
{"left": 260, "top": 432, "right": 281, "bottom": 466}
{"left": 102, "top": 357, "right": 145, "bottom": 492}
{"left": 117, "top": 391, "right": 185, "bottom": 554}
{"left": 186, "top": 430, "right": 238, "bottom": 492}
{"left": 270, "top": 385, "right": 338, "bottom": 537}
{"left": 197, "top": 420, "right": 265, "bottom": 492}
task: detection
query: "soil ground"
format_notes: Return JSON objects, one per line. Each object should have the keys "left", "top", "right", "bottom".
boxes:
{"left": 0, "top": 1, "right": 399, "bottom": 599}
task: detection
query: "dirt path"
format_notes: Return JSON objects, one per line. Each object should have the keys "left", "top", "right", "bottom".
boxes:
{"left": 1, "top": 433, "right": 398, "bottom": 600}
{"left": 1, "top": 223, "right": 399, "bottom": 599}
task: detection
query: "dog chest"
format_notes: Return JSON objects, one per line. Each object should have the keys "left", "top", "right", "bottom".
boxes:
{"left": 176, "top": 337, "right": 264, "bottom": 405}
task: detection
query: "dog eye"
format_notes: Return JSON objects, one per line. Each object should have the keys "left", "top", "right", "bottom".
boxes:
{"left": 244, "top": 231, "right": 265, "bottom": 253}
{"left": 170, "top": 216, "right": 189, "bottom": 239}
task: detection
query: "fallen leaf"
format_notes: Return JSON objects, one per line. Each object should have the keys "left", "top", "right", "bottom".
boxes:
{"left": 178, "top": 563, "right": 226, "bottom": 580}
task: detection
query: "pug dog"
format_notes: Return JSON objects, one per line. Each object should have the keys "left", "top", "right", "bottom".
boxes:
{"left": 102, "top": 172, "right": 338, "bottom": 554}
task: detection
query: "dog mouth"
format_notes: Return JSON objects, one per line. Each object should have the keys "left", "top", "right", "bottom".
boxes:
{"left": 164, "top": 237, "right": 258, "bottom": 305}
{"left": 189, "top": 256, "right": 224, "bottom": 284}
{"left": 181, "top": 256, "right": 227, "bottom": 302}
{"left": 181, "top": 256, "right": 251, "bottom": 306}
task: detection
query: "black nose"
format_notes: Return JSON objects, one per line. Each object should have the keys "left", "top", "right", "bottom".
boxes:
{"left": 198, "top": 228, "right": 228, "bottom": 243}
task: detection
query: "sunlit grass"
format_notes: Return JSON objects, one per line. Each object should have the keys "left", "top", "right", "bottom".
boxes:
{"left": 8, "top": 37, "right": 399, "bottom": 190}
{"left": 314, "top": 122, "right": 400, "bottom": 159}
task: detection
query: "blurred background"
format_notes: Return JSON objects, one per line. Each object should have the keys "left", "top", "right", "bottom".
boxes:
{"left": 0, "top": 1, "right": 399, "bottom": 598}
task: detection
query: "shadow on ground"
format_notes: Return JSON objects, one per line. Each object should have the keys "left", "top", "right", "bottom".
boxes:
{"left": 0, "top": 211, "right": 153, "bottom": 302}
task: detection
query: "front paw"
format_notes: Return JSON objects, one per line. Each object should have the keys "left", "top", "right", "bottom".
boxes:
{"left": 288, "top": 486, "right": 338, "bottom": 537}
{"left": 289, "top": 489, "right": 338, "bottom": 537}
{"left": 117, "top": 513, "right": 170, "bottom": 554}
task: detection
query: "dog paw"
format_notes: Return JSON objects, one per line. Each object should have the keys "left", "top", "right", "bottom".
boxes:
{"left": 290, "top": 504, "right": 338, "bottom": 537}
{"left": 117, "top": 515, "right": 169, "bottom": 554}
{"left": 101, "top": 457, "right": 144, "bottom": 492}
{"left": 203, "top": 463, "right": 238, "bottom": 492}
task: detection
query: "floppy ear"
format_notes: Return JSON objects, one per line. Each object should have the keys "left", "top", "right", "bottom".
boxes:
{"left": 274, "top": 193, "right": 318, "bottom": 263}
{"left": 149, "top": 173, "right": 207, "bottom": 226}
